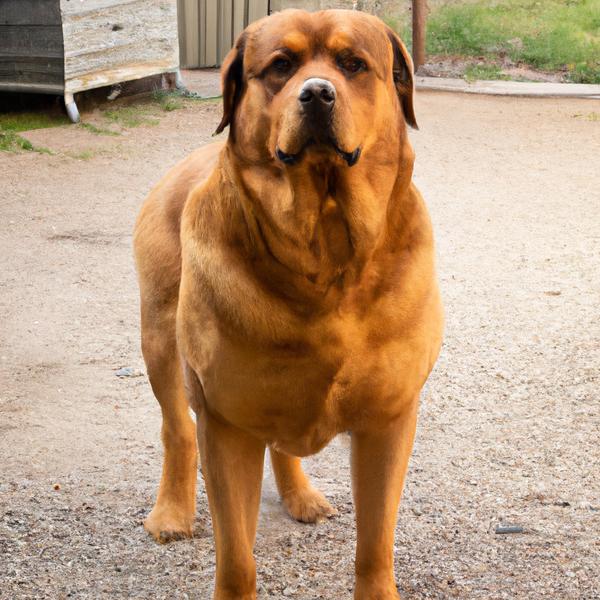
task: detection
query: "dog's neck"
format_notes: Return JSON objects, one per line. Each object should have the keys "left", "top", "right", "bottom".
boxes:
{"left": 222, "top": 139, "right": 415, "bottom": 305}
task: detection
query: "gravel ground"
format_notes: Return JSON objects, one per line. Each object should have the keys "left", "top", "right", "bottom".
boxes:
{"left": 1, "top": 91, "right": 599, "bottom": 599}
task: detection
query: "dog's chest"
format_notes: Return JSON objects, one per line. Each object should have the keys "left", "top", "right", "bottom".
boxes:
{"left": 190, "top": 311, "right": 430, "bottom": 456}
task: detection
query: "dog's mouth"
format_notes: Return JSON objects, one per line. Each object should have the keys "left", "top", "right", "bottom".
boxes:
{"left": 276, "top": 137, "right": 361, "bottom": 167}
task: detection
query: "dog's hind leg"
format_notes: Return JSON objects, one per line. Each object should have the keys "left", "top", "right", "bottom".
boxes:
{"left": 141, "top": 306, "right": 198, "bottom": 543}
{"left": 269, "top": 448, "right": 337, "bottom": 523}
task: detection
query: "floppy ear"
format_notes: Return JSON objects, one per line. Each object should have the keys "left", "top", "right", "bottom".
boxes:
{"left": 214, "top": 32, "right": 246, "bottom": 135}
{"left": 386, "top": 28, "right": 418, "bottom": 130}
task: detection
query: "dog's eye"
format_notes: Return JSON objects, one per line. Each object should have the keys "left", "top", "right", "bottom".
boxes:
{"left": 338, "top": 56, "right": 367, "bottom": 74}
{"left": 272, "top": 58, "right": 292, "bottom": 73}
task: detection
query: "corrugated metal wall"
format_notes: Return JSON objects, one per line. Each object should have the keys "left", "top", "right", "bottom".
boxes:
{"left": 178, "top": 0, "right": 269, "bottom": 68}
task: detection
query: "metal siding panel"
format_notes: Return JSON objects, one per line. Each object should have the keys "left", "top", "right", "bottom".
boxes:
{"left": 199, "top": 0, "right": 206, "bottom": 66}
{"left": 180, "top": 0, "right": 200, "bottom": 68}
{"left": 248, "top": 0, "right": 268, "bottom": 23}
{"left": 232, "top": 0, "right": 245, "bottom": 41}
{"left": 219, "top": 0, "right": 233, "bottom": 65}
{"left": 187, "top": 0, "right": 200, "bottom": 68}
{"left": 205, "top": 0, "right": 218, "bottom": 66}
{"left": 176, "top": 0, "right": 186, "bottom": 66}
{"left": 180, "top": 0, "right": 267, "bottom": 67}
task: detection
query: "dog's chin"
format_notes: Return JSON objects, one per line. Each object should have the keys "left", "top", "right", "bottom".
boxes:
{"left": 276, "top": 137, "right": 361, "bottom": 168}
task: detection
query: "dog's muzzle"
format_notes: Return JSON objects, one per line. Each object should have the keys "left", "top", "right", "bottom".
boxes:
{"left": 276, "top": 77, "right": 360, "bottom": 167}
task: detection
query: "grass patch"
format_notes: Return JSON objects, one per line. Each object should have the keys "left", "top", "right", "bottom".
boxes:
{"left": 464, "top": 63, "right": 510, "bottom": 82}
{"left": 101, "top": 91, "right": 220, "bottom": 128}
{"left": 79, "top": 122, "right": 121, "bottom": 136}
{"left": 0, "top": 109, "right": 64, "bottom": 153}
{"left": 424, "top": 0, "right": 600, "bottom": 83}
{"left": 0, "top": 111, "right": 69, "bottom": 133}
{"left": 152, "top": 90, "right": 185, "bottom": 112}
{"left": 0, "top": 130, "right": 52, "bottom": 154}
{"left": 102, "top": 105, "right": 160, "bottom": 128}
{"left": 572, "top": 111, "right": 600, "bottom": 120}
{"left": 66, "top": 149, "right": 97, "bottom": 160}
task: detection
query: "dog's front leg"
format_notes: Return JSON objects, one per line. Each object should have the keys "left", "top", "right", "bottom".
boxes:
{"left": 198, "top": 406, "right": 265, "bottom": 600}
{"left": 351, "top": 400, "right": 419, "bottom": 600}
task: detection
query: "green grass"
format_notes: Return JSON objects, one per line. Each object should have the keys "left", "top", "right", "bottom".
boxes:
{"left": 102, "top": 105, "right": 161, "bottom": 128}
{"left": 0, "top": 111, "right": 69, "bottom": 133}
{"left": 387, "top": 0, "right": 600, "bottom": 83}
{"left": 422, "top": 0, "right": 600, "bottom": 83}
{"left": 152, "top": 90, "right": 185, "bottom": 111}
{"left": 79, "top": 122, "right": 121, "bottom": 136}
{"left": 101, "top": 90, "right": 211, "bottom": 127}
{"left": 572, "top": 111, "right": 600, "bottom": 120}
{"left": 464, "top": 63, "right": 511, "bottom": 82}
{"left": 0, "top": 130, "right": 52, "bottom": 154}
{"left": 66, "top": 149, "right": 97, "bottom": 160}
{"left": 0, "top": 111, "right": 65, "bottom": 151}
{"left": 0, "top": 89, "right": 221, "bottom": 152}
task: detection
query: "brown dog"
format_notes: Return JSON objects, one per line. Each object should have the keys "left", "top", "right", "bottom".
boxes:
{"left": 134, "top": 8, "right": 443, "bottom": 599}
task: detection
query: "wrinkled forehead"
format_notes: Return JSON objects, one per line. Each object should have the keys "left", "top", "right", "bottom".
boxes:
{"left": 243, "top": 10, "right": 391, "bottom": 76}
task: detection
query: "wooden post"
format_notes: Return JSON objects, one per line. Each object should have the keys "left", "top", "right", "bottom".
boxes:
{"left": 412, "top": 0, "right": 427, "bottom": 73}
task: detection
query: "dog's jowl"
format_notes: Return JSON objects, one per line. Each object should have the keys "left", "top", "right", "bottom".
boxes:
{"left": 134, "top": 9, "right": 443, "bottom": 600}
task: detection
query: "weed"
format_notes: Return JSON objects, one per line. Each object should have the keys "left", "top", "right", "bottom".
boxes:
{"left": 464, "top": 64, "right": 510, "bottom": 82}
{"left": 103, "top": 105, "right": 160, "bottom": 128}
{"left": 152, "top": 90, "right": 185, "bottom": 112}
{"left": 0, "top": 112, "right": 69, "bottom": 133}
{"left": 572, "top": 112, "right": 600, "bottom": 121}
{"left": 0, "top": 130, "right": 52, "bottom": 154}
{"left": 66, "top": 149, "right": 97, "bottom": 160}
{"left": 79, "top": 122, "right": 121, "bottom": 136}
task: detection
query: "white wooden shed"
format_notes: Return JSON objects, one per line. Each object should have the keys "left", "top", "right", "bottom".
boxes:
{"left": 0, "top": 0, "right": 180, "bottom": 122}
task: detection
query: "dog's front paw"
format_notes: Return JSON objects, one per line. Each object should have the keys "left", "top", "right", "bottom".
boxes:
{"left": 144, "top": 505, "right": 194, "bottom": 544}
{"left": 354, "top": 577, "right": 401, "bottom": 600}
{"left": 282, "top": 486, "right": 337, "bottom": 523}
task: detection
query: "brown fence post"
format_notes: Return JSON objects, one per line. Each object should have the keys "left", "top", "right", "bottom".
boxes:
{"left": 412, "top": 0, "right": 427, "bottom": 72}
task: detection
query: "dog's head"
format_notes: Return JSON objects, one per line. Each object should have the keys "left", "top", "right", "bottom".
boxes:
{"left": 215, "top": 9, "right": 417, "bottom": 168}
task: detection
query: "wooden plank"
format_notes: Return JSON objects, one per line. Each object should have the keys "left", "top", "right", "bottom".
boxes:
{"left": 0, "top": 81, "right": 64, "bottom": 94}
{"left": 61, "top": 0, "right": 179, "bottom": 92}
{"left": 0, "top": 25, "right": 63, "bottom": 57}
{"left": 64, "top": 60, "right": 177, "bottom": 93}
{"left": 0, "top": 68, "right": 63, "bottom": 87}
{"left": 0, "top": 57, "right": 64, "bottom": 76}
{"left": 0, "top": 0, "right": 61, "bottom": 26}
{"left": 60, "top": 0, "right": 150, "bottom": 15}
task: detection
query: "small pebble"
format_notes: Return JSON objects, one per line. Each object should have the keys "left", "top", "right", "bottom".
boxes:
{"left": 495, "top": 525, "right": 523, "bottom": 534}
{"left": 114, "top": 367, "right": 144, "bottom": 378}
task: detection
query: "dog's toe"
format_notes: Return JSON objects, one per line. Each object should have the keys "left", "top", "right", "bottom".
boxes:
{"left": 283, "top": 486, "right": 337, "bottom": 523}
{"left": 144, "top": 506, "right": 194, "bottom": 544}
{"left": 156, "top": 528, "right": 190, "bottom": 544}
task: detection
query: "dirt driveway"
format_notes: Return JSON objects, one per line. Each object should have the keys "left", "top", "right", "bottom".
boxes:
{"left": 1, "top": 90, "right": 599, "bottom": 599}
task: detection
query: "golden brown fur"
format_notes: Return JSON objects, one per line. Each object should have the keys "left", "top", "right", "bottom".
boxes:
{"left": 134, "top": 9, "right": 443, "bottom": 599}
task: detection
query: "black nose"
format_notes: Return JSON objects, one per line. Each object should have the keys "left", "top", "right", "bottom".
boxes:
{"left": 298, "top": 78, "right": 336, "bottom": 109}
